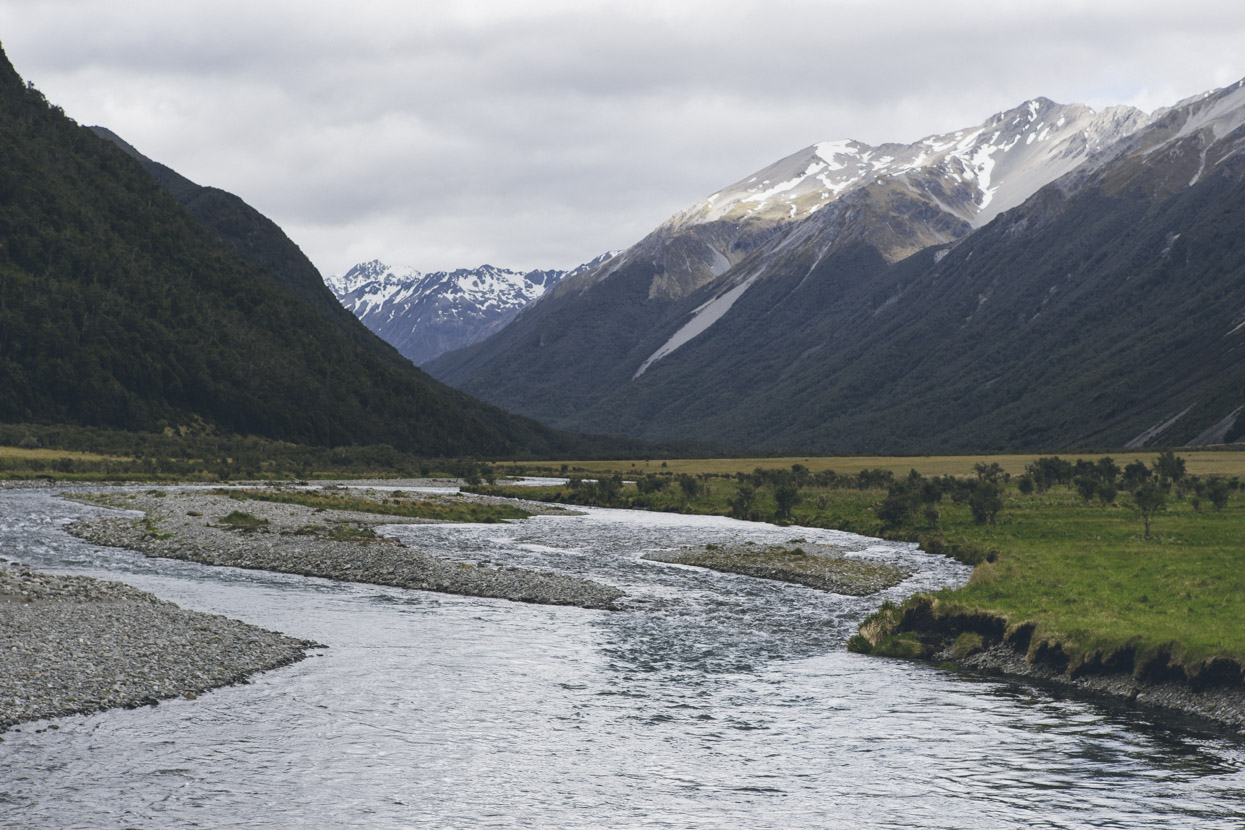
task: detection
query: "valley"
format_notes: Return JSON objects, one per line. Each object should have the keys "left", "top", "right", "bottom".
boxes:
{"left": 2, "top": 26, "right": 1245, "bottom": 828}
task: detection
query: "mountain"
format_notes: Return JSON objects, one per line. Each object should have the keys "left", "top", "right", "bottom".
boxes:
{"left": 427, "top": 81, "right": 1245, "bottom": 453}
{"left": 0, "top": 45, "right": 622, "bottom": 458}
{"left": 88, "top": 125, "right": 369, "bottom": 341}
{"left": 325, "top": 256, "right": 610, "bottom": 366}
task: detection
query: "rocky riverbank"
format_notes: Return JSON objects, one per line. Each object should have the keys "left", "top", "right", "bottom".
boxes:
{"left": 942, "top": 641, "right": 1245, "bottom": 734}
{"left": 0, "top": 562, "right": 318, "bottom": 734}
{"left": 853, "top": 597, "right": 1245, "bottom": 735}
{"left": 66, "top": 487, "right": 624, "bottom": 610}
{"left": 644, "top": 542, "right": 910, "bottom": 595}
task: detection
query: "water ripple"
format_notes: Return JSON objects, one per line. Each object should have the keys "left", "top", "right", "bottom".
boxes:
{"left": 0, "top": 488, "right": 1242, "bottom": 828}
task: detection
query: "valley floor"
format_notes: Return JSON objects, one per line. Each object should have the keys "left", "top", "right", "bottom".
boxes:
{"left": 478, "top": 454, "right": 1245, "bottom": 735}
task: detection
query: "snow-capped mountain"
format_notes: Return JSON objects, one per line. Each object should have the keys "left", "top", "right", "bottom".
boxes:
{"left": 577, "top": 98, "right": 1151, "bottom": 301}
{"left": 689, "top": 99, "right": 1148, "bottom": 230}
{"left": 428, "top": 79, "right": 1245, "bottom": 452}
{"left": 326, "top": 256, "right": 612, "bottom": 366}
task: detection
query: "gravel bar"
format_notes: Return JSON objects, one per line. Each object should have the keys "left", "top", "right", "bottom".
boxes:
{"left": 0, "top": 563, "right": 318, "bottom": 734}
{"left": 66, "top": 488, "right": 624, "bottom": 611}
{"left": 644, "top": 543, "right": 910, "bottom": 595}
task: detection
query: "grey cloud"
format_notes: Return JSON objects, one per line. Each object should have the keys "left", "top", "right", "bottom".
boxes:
{"left": 4, "top": 0, "right": 1245, "bottom": 276}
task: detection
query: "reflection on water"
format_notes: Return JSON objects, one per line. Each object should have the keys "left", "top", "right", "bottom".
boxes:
{"left": 0, "top": 487, "right": 1242, "bottom": 829}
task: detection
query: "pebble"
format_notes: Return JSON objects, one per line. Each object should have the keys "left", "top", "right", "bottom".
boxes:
{"left": 66, "top": 488, "right": 624, "bottom": 611}
{"left": 0, "top": 564, "right": 319, "bottom": 733}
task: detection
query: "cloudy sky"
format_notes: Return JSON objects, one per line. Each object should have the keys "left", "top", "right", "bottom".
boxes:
{"left": 4, "top": 1, "right": 1245, "bottom": 277}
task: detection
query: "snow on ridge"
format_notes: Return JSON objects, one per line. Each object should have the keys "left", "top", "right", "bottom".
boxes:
{"left": 671, "top": 96, "right": 1151, "bottom": 234}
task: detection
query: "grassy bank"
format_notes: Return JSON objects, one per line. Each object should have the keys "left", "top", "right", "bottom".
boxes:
{"left": 0, "top": 423, "right": 501, "bottom": 483}
{"left": 476, "top": 453, "right": 1245, "bottom": 688}
{"left": 852, "top": 483, "right": 1245, "bottom": 688}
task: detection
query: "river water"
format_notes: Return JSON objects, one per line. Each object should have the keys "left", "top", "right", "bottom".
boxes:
{"left": 1, "top": 486, "right": 1243, "bottom": 829}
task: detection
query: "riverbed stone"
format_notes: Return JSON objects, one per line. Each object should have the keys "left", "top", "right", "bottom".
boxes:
{"left": 0, "top": 563, "right": 318, "bottom": 733}
{"left": 66, "top": 487, "right": 624, "bottom": 611}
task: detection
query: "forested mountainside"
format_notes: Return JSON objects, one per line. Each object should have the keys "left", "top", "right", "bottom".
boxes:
{"left": 0, "top": 45, "right": 623, "bottom": 458}
{"left": 429, "top": 81, "right": 1245, "bottom": 453}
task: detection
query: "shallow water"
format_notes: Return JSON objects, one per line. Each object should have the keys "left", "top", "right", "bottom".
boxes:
{"left": 1, "top": 487, "right": 1243, "bottom": 828}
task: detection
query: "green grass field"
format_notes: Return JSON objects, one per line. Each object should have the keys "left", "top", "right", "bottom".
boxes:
{"left": 867, "top": 484, "right": 1245, "bottom": 682}
{"left": 482, "top": 451, "right": 1245, "bottom": 685}
{"left": 518, "top": 450, "right": 1245, "bottom": 479}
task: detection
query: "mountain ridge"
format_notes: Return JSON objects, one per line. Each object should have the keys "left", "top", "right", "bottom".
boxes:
{"left": 0, "top": 45, "right": 625, "bottom": 458}
{"left": 325, "top": 254, "right": 614, "bottom": 366}
{"left": 427, "top": 79, "right": 1245, "bottom": 453}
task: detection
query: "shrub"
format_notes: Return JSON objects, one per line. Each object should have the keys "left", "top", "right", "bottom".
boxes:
{"left": 220, "top": 510, "right": 268, "bottom": 530}
{"left": 969, "top": 482, "right": 1003, "bottom": 524}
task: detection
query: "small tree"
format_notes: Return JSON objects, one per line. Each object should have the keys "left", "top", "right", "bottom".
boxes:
{"left": 1121, "top": 460, "right": 1151, "bottom": 490}
{"left": 676, "top": 474, "right": 700, "bottom": 501}
{"left": 969, "top": 482, "right": 1003, "bottom": 524}
{"left": 790, "top": 463, "right": 811, "bottom": 487}
{"left": 1095, "top": 457, "right": 1120, "bottom": 489}
{"left": 1074, "top": 475, "right": 1099, "bottom": 503}
{"left": 877, "top": 485, "right": 917, "bottom": 530}
{"left": 1097, "top": 483, "right": 1117, "bottom": 506}
{"left": 773, "top": 482, "right": 801, "bottom": 519}
{"left": 1152, "top": 450, "right": 1186, "bottom": 488}
{"left": 1207, "top": 477, "right": 1231, "bottom": 511}
{"left": 974, "top": 462, "right": 1006, "bottom": 483}
{"left": 636, "top": 474, "right": 669, "bottom": 494}
{"left": 1134, "top": 482, "right": 1166, "bottom": 538}
{"left": 728, "top": 483, "right": 756, "bottom": 519}
{"left": 598, "top": 473, "right": 624, "bottom": 501}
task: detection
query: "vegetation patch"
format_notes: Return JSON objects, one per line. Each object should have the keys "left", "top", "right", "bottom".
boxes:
{"left": 222, "top": 487, "right": 535, "bottom": 524}
{"left": 0, "top": 424, "right": 517, "bottom": 483}
{"left": 644, "top": 543, "right": 909, "bottom": 596}
{"left": 217, "top": 510, "right": 269, "bottom": 531}
{"left": 325, "top": 523, "right": 379, "bottom": 542}
{"left": 142, "top": 518, "right": 174, "bottom": 541}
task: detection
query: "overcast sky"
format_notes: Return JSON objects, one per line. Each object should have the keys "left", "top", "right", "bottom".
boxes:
{"left": 4, "top": 1, "right": 1245, "bottom": 277}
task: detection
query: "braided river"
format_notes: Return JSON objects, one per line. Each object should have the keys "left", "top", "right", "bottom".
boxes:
{"left": 1, "top": 485, "right": 1243, "bottom": 828}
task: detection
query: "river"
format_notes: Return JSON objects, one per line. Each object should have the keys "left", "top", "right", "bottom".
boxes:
{"left": 1, "top": 485, "right": 1243, "bottom": 828}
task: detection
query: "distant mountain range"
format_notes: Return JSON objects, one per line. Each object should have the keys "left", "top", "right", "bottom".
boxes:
{"left": 427, "top": 82, "right": 1245, "bottom": 453}
{"left": 324, "top": 254, "right": 613, "bottom": 366}
{"left": 0, "top": 45, "right": 627, "bottom": 458}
